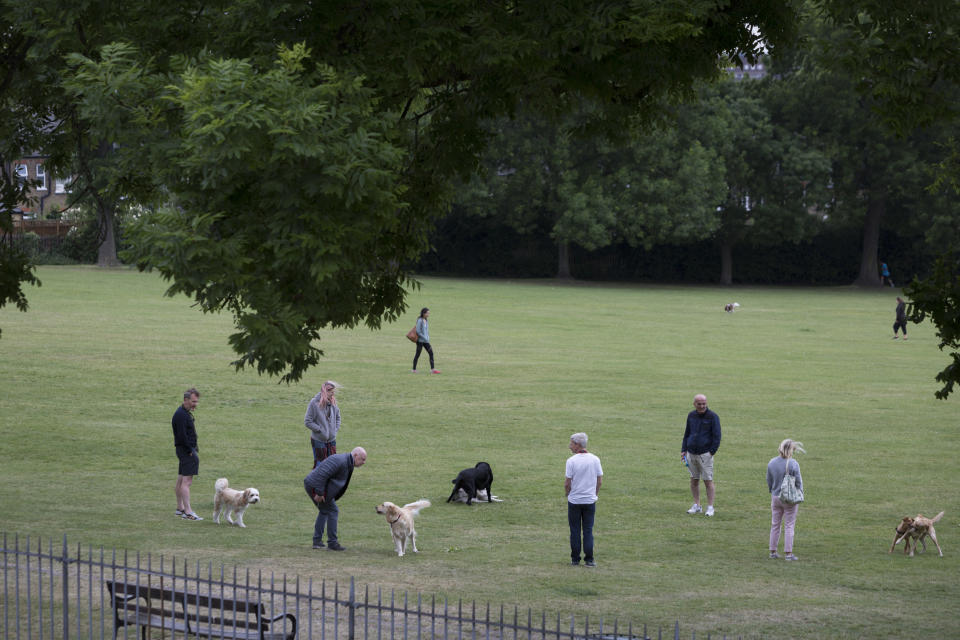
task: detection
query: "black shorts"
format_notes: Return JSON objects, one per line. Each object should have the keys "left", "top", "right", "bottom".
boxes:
{"left": 177, "top": 448, "right": 199, "bottom": 476}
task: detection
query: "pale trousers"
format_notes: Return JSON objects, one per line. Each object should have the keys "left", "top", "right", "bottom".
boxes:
{"left": 769, "top": 494, "right": 799, "bottom": 553}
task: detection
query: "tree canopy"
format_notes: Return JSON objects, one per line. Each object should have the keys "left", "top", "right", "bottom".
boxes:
{"left": 2, "top": 0, "right": 800, "bottom": 380}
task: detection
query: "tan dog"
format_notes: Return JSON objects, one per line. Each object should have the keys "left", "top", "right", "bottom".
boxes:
{"left": 375, "top": 499, "right": 430, "bottom": 556}
{"left": 213, "top": 478, "right": 260, "bottom": 528}
{"left": 889, "top": 511, "right": 944, "bottom": 557}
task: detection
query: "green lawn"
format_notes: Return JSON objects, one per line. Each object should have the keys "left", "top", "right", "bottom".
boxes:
{"left": 0, "top": 266, "right": 956, "bottom": 639}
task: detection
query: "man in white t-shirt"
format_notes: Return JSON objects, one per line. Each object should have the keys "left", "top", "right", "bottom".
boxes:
{"left": 564, "top": 432, "right": 603, "bottom": 567}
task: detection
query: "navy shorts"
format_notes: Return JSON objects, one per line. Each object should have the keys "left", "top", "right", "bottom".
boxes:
{"left": 177, "top": 447, "right": 199, "bottom": 476}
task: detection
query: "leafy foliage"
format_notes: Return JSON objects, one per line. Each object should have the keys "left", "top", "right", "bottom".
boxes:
{"left": 906, "top": 254, "right": 960, "bottom": 398}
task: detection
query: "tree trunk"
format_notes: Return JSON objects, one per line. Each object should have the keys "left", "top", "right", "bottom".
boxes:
{"left": 719, "top": 240, "right": 733, "bottom": 285}
{"left": 853, "top": 194, "right": 884, "bottom": 287}
{"left": 556, "top": 241, "right": 572, "bottom": 279}
{"left": 96, "top": 200, "right": 120, "bottom": 267}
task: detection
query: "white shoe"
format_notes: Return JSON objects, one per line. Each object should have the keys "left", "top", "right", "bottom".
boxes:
{"left": 686, "top": 504, "right": 702, "bottom": 514}
{"left": 705, "top": 506, "right": 715, "bottom": 517}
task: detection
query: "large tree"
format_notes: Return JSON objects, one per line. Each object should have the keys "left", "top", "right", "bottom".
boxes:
{"left": 4, "top": 0, "right": 800, "bottom": 380}
{"left": 816, "top": 0, "right": 960, "bottom": 397}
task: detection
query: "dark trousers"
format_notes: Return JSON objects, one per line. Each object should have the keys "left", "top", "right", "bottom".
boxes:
{"left": 312, "top": 498, "right": 339, "bottom": 546}
{"left": 413, "top": 342, "right": 435, "bottom": 370}
{"left": 568, "top": 502, "right": 596, "bottom": 563}
{"left": 311, "top": 440, "right": 336, "bottom": 469}
{"left": 893, "top": 320, "right": 907, "bottom": 335}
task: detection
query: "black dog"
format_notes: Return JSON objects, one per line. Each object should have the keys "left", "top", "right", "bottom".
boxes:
{"left": 447, "top": 462, "right": 493, "bottom": 505}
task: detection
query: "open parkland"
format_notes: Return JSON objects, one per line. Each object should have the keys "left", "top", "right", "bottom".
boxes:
{"left": 0, "top": 266, "right": 956, "bottom": 639}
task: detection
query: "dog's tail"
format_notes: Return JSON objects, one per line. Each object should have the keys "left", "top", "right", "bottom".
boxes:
{"left": 215, "top": 478, "right": 229, "bottom": 494}
{"left": 402, "top": 499, "right": 431, "bottom": 516}
{"left": 931, "top": 511, "right": 945, "bottom": 524}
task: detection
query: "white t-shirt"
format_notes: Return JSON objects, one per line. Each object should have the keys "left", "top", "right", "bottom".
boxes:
{"left": 565, "top": 452, "right": 603, "bottom": 504}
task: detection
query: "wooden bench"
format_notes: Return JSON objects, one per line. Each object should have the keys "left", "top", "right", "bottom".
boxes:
{"left": 106, "top": 579, "right": 297, "bottom": 639}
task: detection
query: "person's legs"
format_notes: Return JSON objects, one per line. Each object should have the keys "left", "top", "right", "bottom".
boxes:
{"left": 689, "top": 478, "right": 700, "bottom": 505}
{"left": 581, "top": 502, "right": 596, "bottom": 563}
{"left": 177, "top": 475, "right": 194, "bottom": 514}
{"left": 782, "top": 502, "right": 799, "bottom": 554}
{"left": 568, "top": 503, "right": 582, "bottom": 563}
{"left": 325, "top": 500, "right": 339, "bottom": 544}
{"left": 704, "top": 480, "right": 715, "bottom": 507}
{"left": 413, "top": 342, "right": 424, "bottom": 370}
{"left": 769, "top": 494, "right": 784, "bottom": 553}
{"left": 313, "top": 501, "right": 329, "bottom": 547}
{"left": 423, "top": 343, "right": 435, "bottom": 369}
{"left": 312, "top": 440, "right": 336, "bottom": 469}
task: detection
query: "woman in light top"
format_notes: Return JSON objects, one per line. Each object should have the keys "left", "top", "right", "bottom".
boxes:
{"left": 411, "top": 307, "right": 440, "bottom": 374}
{"left": 766, "top": 439, "right": 805, "bottom": 561}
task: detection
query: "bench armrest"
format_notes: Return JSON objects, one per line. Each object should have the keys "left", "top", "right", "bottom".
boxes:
{"left": 264, "top": 612, "right": 297, "bottom": 639}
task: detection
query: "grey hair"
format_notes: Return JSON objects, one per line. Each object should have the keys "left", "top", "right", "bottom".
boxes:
{"left": 570, "top": 432, "right": 588, "bottom": 448}
{"left": 778, "top": 439, "right": 806, "bottom": 458}
{"left": 324, "top": 380, "right": 341, "bottom": 391}
{"left": 183, "top": 388, "right": 200, "bottom": 400}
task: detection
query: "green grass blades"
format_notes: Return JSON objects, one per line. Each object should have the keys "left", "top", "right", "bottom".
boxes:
{"left": 0, "top": 266, "right": 956, "bottom": 639}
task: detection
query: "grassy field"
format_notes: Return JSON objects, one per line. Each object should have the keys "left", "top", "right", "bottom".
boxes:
{"left": 0, "top": 266, "right": 956, "bottom": 639}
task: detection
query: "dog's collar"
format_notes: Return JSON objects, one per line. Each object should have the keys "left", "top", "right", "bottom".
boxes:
{"left": 390, "top": 514, "right": 402, "bottom": 524}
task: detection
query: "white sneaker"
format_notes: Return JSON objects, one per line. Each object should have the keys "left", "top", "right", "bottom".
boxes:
{"left": 705, "top": 506, "right": 715, "bottom": 517}
{"left": 686, "top": 504, "right": 702, "bottom": 514}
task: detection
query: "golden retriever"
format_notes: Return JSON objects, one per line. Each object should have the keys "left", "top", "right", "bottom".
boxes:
{"left": 889, "top": 511, "right": 944, "bottom": 557}
{"left": 213, "top": 478, "right": 260, "bottom": 528}
{"left": 375, "top": 499, "right": 430, "bottom": 556}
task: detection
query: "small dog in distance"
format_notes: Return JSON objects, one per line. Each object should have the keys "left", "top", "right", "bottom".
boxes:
{"left": 724, "top": 302, "right": 741, "bottom": 312}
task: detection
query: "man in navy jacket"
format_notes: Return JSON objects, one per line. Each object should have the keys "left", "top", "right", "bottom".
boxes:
{"left": 681, "top": 394, "right": 721, "bottom": 516}
{"left": 304, "top": 447, "right": 367, "bottom": 550}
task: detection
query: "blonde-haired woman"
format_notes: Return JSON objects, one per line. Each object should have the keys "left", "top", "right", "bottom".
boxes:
{"left": 766, "top": 439, "right": 805, "bottom": 561}
{"left": 305, "top": 381, "right": 341, "bottom": 468}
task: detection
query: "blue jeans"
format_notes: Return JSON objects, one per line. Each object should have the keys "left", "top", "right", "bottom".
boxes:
{"left": 568, "top": 502, "right": 596, "bottom": 563}
{"left": 313, "top": 498, "right": 339, "bottom": 546}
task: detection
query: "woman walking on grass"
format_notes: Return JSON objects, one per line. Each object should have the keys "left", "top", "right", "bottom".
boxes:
{"left": 766, "top": 439, "right": 805, "bottom": 561}
{"left": 411, "top": 307, "right": 440, "bottom": 374}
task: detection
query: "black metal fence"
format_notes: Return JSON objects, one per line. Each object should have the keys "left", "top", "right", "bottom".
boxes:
{"left": 1, "top": 533, "right": 740, "bottom": 640}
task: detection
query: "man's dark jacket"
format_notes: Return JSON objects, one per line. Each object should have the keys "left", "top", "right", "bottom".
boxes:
{"left": 304, "top": 452, "right": 355, "bottom": 501}
{"left": 681, "top": 408, "right": 721, "bottom": 455}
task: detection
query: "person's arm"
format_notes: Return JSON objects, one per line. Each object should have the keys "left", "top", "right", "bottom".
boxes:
{"left": 710, "top": 413, "right": 721, "bottom": 455}
{"left": 681, "top": 418, "right": 691, "bottom": 456}
{"left": 595, "top": 476, "right": 602, "bottom": 496}
{"left": 792, "top": 460, "right": 802, "bottom": 492}
{"left": 305, "top": 399, "right": 323, "bottom": 434}
{"left": 564, "top": 477, "right": 572, "bottom": 496}
{"left": 416, "top": 318, "right": 428, "bottom": 341}
{"left": 766, "top": 463, "right": 774, "bottom": 493}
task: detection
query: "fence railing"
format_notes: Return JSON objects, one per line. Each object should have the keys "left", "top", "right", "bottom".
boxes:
{"left": 1, "top": 533, "right": 741, "bottom": 640}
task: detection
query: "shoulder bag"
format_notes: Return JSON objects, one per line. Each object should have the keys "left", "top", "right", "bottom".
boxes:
{"left": 406, "top": 326, "right": 418, "bottom": 342}
{"left": 779, "top": 458, "right": 804, "bottom": 505}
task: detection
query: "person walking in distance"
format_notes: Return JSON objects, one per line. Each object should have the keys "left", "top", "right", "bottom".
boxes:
{"left": 172, "top": 388, "right": 203, "bottom": 520}
{"left": 681, "top": 394, "right": 721, "bottom": 516}
{"left": 892, "top": 296, "right": 908, "bottom": 340}
{"left": 565, "top": 432, "right": 603, "bottom": 567}
{"left": 305, "top": 380, "right": 342, "bottom": 468}
{"left": 411, "top": 307, "right": 440, "bottom": 374}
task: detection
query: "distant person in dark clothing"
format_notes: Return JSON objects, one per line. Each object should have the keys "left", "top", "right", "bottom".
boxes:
{"left": 880, "top": 261, "right": 894, "bottom": 287}
{"left": 893, "top": 296, "right": 908, "bottom": 340}
{"left": 172, "top": 388, "right": 203, "bottom": 520}
{"left": 304, "top": 446, "right": 367, "bottom": 550}
{"left": 681, "top": 394, "right": 721, "bottom": 517}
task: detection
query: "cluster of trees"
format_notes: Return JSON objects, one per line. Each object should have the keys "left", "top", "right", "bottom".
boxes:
{"left": 1, "top": 0, "right": 958, "bottom": 395}
{"left": 445, "top": 14, "right": 960, "bottom": 287}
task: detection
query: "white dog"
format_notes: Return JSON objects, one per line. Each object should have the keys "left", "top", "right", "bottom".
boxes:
{"left": 724, "top": 302, "right": 741, "bottom": 312}
{"left": 213, "top": 478, "right": 260, "bottom": 528}
{"left": 374, "top": 499, "right": 430, "bottom": 556}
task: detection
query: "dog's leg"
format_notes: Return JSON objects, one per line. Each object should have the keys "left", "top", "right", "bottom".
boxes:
{"left": 928, "top": 530, "right": 943, "bottom": 557}
{"left": 226, "top": 507, "right": 235, "bottom": 526}
{"left": 395, "top": 534, "right": 404, "bottom": 557}
{"left": 236, "top": 508, "right": 246, "bottom": 528}
{"left": 411, "top": 530, "right": 418, "bottom": 554}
